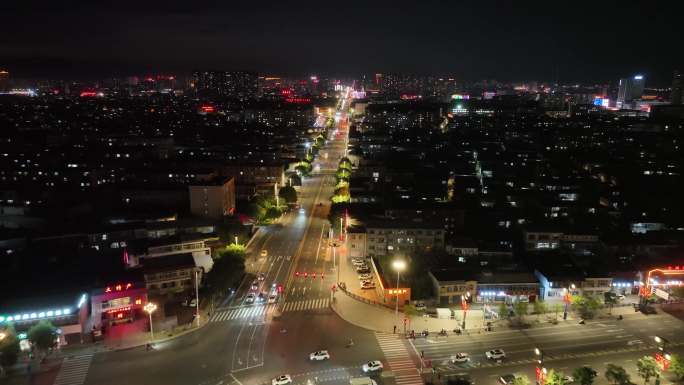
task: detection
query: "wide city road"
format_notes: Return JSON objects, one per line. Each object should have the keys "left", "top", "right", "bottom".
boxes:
{"left": 84, "top": 93, "right": 388, "bottom": 385}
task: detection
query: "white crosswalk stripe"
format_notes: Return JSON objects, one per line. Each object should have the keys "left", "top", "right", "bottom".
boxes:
{"left": 281, "top": 298, "right": 330, "bottom": 313}
{"left": 375, "top": 333, "right": 422, "bottom": 385}
{"left": 53, "top": 353, "right": 93, "bottom": 385}
{"left": 209, "top": 305, "right": 273, "bottom": 323}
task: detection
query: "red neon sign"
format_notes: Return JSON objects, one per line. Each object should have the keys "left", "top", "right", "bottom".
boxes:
{"left": 79, "top": 91, "right": 98, "bottom": 97}
{"left": 104, "top": 283, "right": 133, "bottom": 293}
{"left": 200, "top": 105, "right": 215, "bottom": 113}
{"left": 106, "top": 306, "right": 131, "bottom": 314}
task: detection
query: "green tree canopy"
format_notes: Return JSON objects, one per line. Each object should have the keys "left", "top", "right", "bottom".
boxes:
{"left": 334, "top": 186, "right": 350, "bottom": 197}
{"left": 572, "top": 295, "right": 602, "bottom": 319}
{"left": 605, "top": 364, "right": 630, "bottom": 385}
{"left": 0, "top": 325, "right": 21, "bottom": 372}
{"left": 572, "top": 366, "right": 597, "bottom": 385}
{"left": 514, "top": 301, "right": 528, "bottom": 320}
{"left": 636, "top": 356, "right": 660, "bottom": 383}
{"left": 512, "top": 375, "right": 531, "bottom": 385}
{"left": 670, "top": 354, "right": 684, "bottom": 380}
{"left": 533, "top": 300, "right": 548, "bottom": 319}
{"left": 207, "top": 248, "right": 246, "bottom": 297}
{"left": 545, "top": 369, "right": 568, "bottom": 385}
{"left": 278, "top": 185, "right": 298, "bottom": 204}
{"left": 498, "top": 302, "right": 510, "bottom": 319}
{"left": 28, "top": 320, "right": 57, "bottom": 352}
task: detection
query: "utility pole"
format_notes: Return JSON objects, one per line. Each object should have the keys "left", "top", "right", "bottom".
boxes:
{"left": 275, "top": 182, "right": 279, "bottom": 207}
{"left": 195, "top": 269, "right": 201, "bottom": 328}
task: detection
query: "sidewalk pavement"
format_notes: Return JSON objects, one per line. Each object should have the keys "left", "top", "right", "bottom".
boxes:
{"left": 330, "top": 284, "right": 658, "bottom": 335}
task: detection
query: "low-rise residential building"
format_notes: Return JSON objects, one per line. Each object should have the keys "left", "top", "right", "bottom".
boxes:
{"left": 524, "top": 227, "right": 600, "bottom": 253}
{"left": 141, "top": 253, "right": 207, "bottom": 296}
{"left": 535, "top": 268, "right": 613, "bottom": 300}
{"left": 429, "top": 269, "right": 539, "bottom": 306}
{"left": 363, "top": 219, "right": 445, "bottom": 257}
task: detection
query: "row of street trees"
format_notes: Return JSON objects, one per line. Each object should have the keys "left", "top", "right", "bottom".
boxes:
{"left": 1, "top": 320, "right": 61, "bottom": 376}
{"left": 452, "top": 356, "right": 684, "bottom": 385}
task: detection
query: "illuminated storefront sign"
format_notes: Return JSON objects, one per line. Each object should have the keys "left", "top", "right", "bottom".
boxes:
{"left": 104, "top": 283, "right": 133, "bottom": 293}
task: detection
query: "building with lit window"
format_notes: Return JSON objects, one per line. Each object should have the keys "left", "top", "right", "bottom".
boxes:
{"left": 188, "top": 177, "right": 236, "bottom": 219}
{"left": 191, "top": 70, "right": 259, "bottom": 99}
{"left": 617, "top": 75, "right": 645, "bottom": 108}
{"left": 90, "top": 281, "right": 148, "bottom": 331}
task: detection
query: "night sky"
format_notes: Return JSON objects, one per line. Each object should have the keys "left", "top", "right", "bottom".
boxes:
{"left": 2, "top": 0, "right": 683, "bottom": 83}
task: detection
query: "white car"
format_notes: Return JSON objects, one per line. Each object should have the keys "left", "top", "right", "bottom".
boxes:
{"left": 272, "top": 375, "right": 292, "bottom": 385}
{"left": 358, "top": 273, "right": 372, "bottom": 280}
{"left": 309, "top": 350, "right": 330, "bottom": 361}
{"left": 360, "top": 281, "right": 375, "bottom": 289}
{"left": 450, "top": 353, "right": 470, "bottom": 363}
{"left": 485, "top": 349, "right": 506, "bottom": 360}
{"left": 362, "top": 360, "right": 383, "bottom": 373}
{"left": 268, "top": 294, "right": 278, "bottom": 304}
{"left": 245, "top": 293, "right": 256, "bottom": 304}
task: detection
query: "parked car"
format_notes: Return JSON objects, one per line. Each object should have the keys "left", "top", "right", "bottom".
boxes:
{"left": 358, "top": 273, "right": 372, "bottom": 280}
{"left": 485, "top": 349, "right": 506, "bottom": 360}
{"left": 415, "top": 302, "right": 426, "bottom": 311}
{"left": 245, "top": 293, "right": 256, "bottom": 304}
{"left": 360, "top": 281, "right": 375, "bottom": 289}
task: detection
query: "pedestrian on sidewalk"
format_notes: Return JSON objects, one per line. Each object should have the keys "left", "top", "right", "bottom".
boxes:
{"left": 393, "top": 325, "right": 396, "bottom": 334}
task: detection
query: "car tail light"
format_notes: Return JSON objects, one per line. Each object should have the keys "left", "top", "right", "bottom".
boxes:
{"left": 321, "top": 273, "right": 325, "bottom": 279}
{"left": 295, "top": 272, "right": 299, "bottom": 277}
{"left": 304, "top": 272, "right": 308, "bottom": 277}
{"left": 312, "top": 272, "right": 316, "bottom": 278}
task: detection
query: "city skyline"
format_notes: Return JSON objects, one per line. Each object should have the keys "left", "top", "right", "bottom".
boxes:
{"left": 2, "top": 0, "right": 683, "bottom": 83}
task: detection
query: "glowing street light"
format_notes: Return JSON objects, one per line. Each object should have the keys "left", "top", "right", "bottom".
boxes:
{"left": 563, "top": 283, "right": 575, "bottom": 320}
{"left": 0, "top": 332, "right": 6, "bottom": 341}
{"left": 144, "top": 302, "right": 157, "bottom": 340}
{"left": 392, "top": 259, "right": 407, "bottom": 320}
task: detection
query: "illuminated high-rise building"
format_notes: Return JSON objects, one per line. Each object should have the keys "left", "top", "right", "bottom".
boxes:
{"left": 617, "top": 75, "right": 645, "bottom": 107}
{"left": 671, "top": 70, "right": 682, "bottom": 105}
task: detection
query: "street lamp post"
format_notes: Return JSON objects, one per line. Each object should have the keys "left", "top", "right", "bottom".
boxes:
{"left": 534, "top": 347, "right": 545, "bottom": 384}
{"left": 234, "top": 235, "right": 238, "bottom": 245}
{"left": 392, "top": 260, "right": 407, "bottom": 320}
{"left": 144, "top": 302, "right": 157, "bottom": 340}
{"left": 563, "top": 283, "right": 575, "bottom": 320}
{"left": 195, "top": 269, "right": 201, "bottom": 328}
{"left": 461, "top": 291, "right": 470, "bottom": 330}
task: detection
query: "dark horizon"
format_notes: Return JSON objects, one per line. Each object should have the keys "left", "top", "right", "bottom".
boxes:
{"left": 2, "top": 0, "right": 683, "bottom": 85}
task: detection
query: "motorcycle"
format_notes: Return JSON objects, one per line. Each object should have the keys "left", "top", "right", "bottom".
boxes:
{"left": 438, "top": 329, "right": 448, "bottom": 336}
